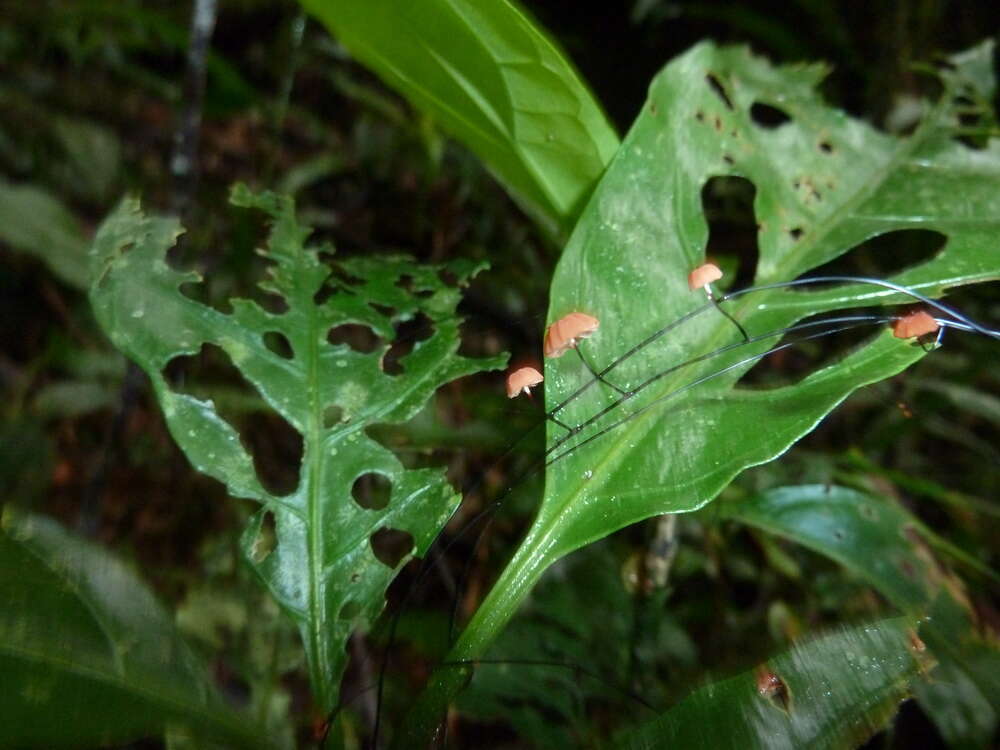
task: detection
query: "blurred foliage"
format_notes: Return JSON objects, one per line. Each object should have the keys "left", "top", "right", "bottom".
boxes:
{"left": 0, "top": 0, "right": 998, "bottom": 748}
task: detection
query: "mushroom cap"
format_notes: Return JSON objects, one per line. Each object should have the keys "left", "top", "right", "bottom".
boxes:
{"left": 688, "top": 262, "right": 723, "bottom": 291}
{"left": 892, "top": 310, "right": 940, "bottom": 339}
{"left": 506, "top": 366, "right": 544, "bottom": 398}
{"left": 544, "top": 312, "right": 600, "bottom": 358}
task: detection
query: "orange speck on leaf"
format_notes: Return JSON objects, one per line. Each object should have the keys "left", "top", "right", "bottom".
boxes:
{"left": 506, "top": 366, "right": 544, "bottom": 398}
{"left": 688, "top": 262, "right": 723, "bottom": 291}
{"left": 892, "top": 309, "right": 939, "bottom": 339}
{"left": 544, "top": 312, "right": 599, "bottom": 358}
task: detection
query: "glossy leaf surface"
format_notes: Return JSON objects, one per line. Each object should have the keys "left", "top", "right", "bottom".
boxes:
{"left": 301, "top": 0, "right": 619, "bottom": 237}
{"left": 0, "top": 508, "right": 268, "bottom": 748}
{"left": 398, "top": 41, "right": 1000, "bottom": 745}
{"left": 616, "top": 617, "right": 927, "bottom": 750}
{"left": 719, "top": 484, "right": 1000, "bottom": 747}
{"left": 538, "top": 39, "right": 1000, "bottom": 570}
{"left": 88, "top": 185, "right": 505, "bottom": 711}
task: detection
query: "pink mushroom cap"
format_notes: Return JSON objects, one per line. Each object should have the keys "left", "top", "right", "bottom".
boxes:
{"left": 544, "top": 312, "right": 600, "bottom": 358}
{"left": 892, "top": 310, "right": 940, "bottom": 339}
{"left": 506, "top": 366, "right": 544, "bottom": 398}
{"left": 688, "top": 262, "right": 723, "bottom": 291}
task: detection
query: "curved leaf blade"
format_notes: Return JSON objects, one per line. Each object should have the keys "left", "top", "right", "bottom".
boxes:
{"left": 718, "top": 484, "right": 1000, "bottom": 747}
{"left": 616, "top": 617, "right": 928, "bottom": 750}
{"left": 538, "top": 39, "right": 1000, "bottom": 564}
{"left": 718, "top": 485, "right": 940, "bottom": 611}
{"left": 396, "top": 41, "right": 1000, "bottom": 746}
{"left": 88, "top": 185, "right": 505, "bottom": 711}
{"left": 0, "top": 508, "right": 268, "bottom": 748}
{"left": 301, "top": 0, "right": 619, "bottom": 236}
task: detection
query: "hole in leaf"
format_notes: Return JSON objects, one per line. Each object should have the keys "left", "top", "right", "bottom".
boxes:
{"left": 706, "top": 73, "right": 734, "bottom": 110}
{"left": 251, "top": 511, "right": 276, "bottom": 563}
{"left": 701, "top": 176, "right": 759, "bottom": 291}
{"left": 395, "top": 273, "right": 433, "bottom": 297}
{"left": 370, "top": 527, "right": 414, "bottom": 568}
{"left": 438, "top": 268, "right": 459, "bottom": 287}
{"left": 163, "top": 345, "right": 301, "bottom": 497}
{"left": 313, "top": 281, "right": 345, "bottom": 307}
{"left": 793, "top": 229, "right": 946, "bottom": 283}
{"left": 370, "top": 302, "right": 396, "bottom": 318}
{"left": 750, "top": 102, "right": 792, "bottom": 128}
{"left": 736, "top": 309, "right": 885, "bottom": 389}
{"left": 330, "top": 264, "right": 365, "bottom": 287}
{"left": 164, "top": 343, "right": 257, "bottom": 406}
{"left": 818, "top": 140, "right": 833, "bottom": 154}
{"left": 244, "top": 411, "right": 303, "bottom": 497}
{"left": 352, "top": 472, "right": 392, "bottom": 511}
{"left": 789, "top": 227, "right": 804, "bottom": 241}
{"left": 251, "top": 290, "right": 289, "bottom": 315}
{"left": 179, "top": 280, "right": 211, "bottom": 306}
{"left": 263, "top": 331, "right": 293, "bottom": 359}
{"left": 327, "top": 323, "right": 382, "bottom": 353}
{"left": 756, "top": 668, "right": 791, "bottom": 711}
{"left": 323, "top": 404, "right": 346, "bottom": 428}
{"left": 338, "top": 600, "right": 361, "bottom": 620}
{"left": 382, "top": 312, "right": 435, "bottom": 376}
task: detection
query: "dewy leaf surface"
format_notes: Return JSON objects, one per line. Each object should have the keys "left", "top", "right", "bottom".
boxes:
{"left": 0, "top": 508, "right": 269, "bottom": 748}
{"left": 616, "top": 617, "right": 927, "bottom": 750}
{"left": 718, "top": 485, "right": 1000, "bottom": 747}
{"left": 535, "top": 40, "right": 1000, "bottom": 566}
{"left": 88, "top": 185, "right": 505, "bottom": 711}
{"left": 301, "top": 0, "right": 619, "bottom": 237}
{"left": 397, "top": 42, "right": 1000, "bottom": 746}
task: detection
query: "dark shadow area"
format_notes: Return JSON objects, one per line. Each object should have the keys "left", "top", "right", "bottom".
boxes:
{"left": 793, "top": 229, "right": 946, "bottom": 284}
{"left": 327, "top": 323, "right": 382, "bottom": 353}
{"left": 370, "top": 527, "right": 415, "bottom": 568}
{"left": 382, "top": 311, "right": 435, "bottom": 375}
{"left": 164, "top": 343, "right": 303, "bottom": 496}
{"left": 736, "top": 309, "right": 885, "bottom": 389}
{"left": 352, "top": 471, "right": 392, "bottom": 511}
{"left": 263, "top": 330, "right": 294, "bottom": 359}
{"left": 701, "top": 176, "right": 759, "bottom": 292}
{"left": 750, "top": 102, "right": 792, "bottom": 128}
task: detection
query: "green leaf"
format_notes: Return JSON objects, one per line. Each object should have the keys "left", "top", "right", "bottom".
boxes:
{"left": 539, "top": 39, "right": 1000, "bottom": 569}
{"left": 397, "top": 41, "right": 1000, "bottom": 743}
{"left": 0, "top": 507, "right": 268, "bottom": 748}
{"left": 718, "top": 485, "right": 1000, "bottom": 748}
{"left": 457, "top": 541, "right": 692, "bottom": 746}
{"left": 88, "top": 185, "right": 506, "bottom": 712}
{"left": 0, "top": 178, "right": 89, "bottom": 289}
{"left": 300, "top": 0, "right": 619, "bottom": 237}
{"left": 717, "top": 485, "right": 940, "bottom": 612}
{"left": 615, "top": 617, "right": 928, "bottom": 750}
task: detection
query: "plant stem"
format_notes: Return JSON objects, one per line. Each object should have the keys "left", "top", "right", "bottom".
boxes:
{"left": 390, "top": 521, "right": 558, "bottom": 748}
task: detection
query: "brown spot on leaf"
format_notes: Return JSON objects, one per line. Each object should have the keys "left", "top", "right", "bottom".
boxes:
{"left": 756, "top": 666, "right": 790, "bottom": 710}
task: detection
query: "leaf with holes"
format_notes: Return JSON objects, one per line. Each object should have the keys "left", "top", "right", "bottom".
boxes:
{"left": 88, "top": 184, "right": 506, "bottom": 712}
{"left": 615, "top": 617, "right": 930, "bottom": 750}
{"left": 397, "top": 41, "right": 1000, "bottom": 743}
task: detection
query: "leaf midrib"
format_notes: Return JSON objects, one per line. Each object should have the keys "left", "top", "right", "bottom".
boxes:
{"left": 539, "top": 91, "right": 948, "bottom": 555}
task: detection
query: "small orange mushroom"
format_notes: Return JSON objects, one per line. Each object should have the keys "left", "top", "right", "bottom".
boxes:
{"left": 892, "top": 309, "right": 940, "bottom": 339}
{"left": 506, "top": 366, "right": 544, "bottom": 398}
{"left": 688, "top": 262, "right": 723, "bottom": 292}
{"left": 544, "top": 312, "right": 600, "bottom": 358}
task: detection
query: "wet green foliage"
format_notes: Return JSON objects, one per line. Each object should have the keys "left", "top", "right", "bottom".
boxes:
{"left": 89, "top": 185, "right": 505, "bottom": 711}
{"left": 1, "top": 1, "right": 998, "bottom": 747}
